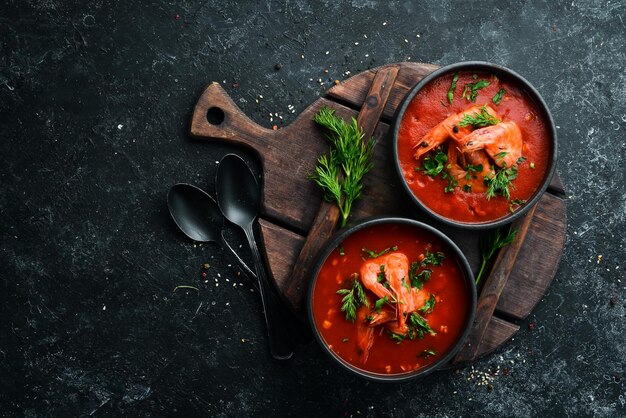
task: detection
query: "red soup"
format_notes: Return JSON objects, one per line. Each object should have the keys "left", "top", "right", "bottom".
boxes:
{"left": 311, "top": 223, "right": 472, "bottom": 375}
{"left": 397, "top": 71, "right": 550, "bottom": 223}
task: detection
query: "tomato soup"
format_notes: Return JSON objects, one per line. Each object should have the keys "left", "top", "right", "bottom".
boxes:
{"left": 311, "top": 222, "right": 473, "bottom": 376}
{"left": 397, "top": 71, "right": 551, "bottom": 223}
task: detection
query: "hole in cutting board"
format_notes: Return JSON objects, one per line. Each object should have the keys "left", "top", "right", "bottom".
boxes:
{"left": 207, "top": 107, "right": 225, "bottom": 125}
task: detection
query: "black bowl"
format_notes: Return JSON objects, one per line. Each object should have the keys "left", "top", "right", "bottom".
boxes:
{"left": 391, "top": 61, "right": 557, "bottom": 230}
{"left": 307, "top": 217, "right": 477, "bottom": 382}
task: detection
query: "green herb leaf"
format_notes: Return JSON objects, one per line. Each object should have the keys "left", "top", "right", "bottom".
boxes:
{"left": 475, "top": 227, "right": 518, "bottom": 285}
{"left": 420, "top": 349, "right": 437, "bottom": 358}
{"left": 462, "top": 79, "right": 490, "bottom": 102}
{"left": 447, "top": 73, "right": 459, "bottom": 105}
{"left": 458, "top": 105, "right": 501, "bottom": 129}
{"left": 336, "top": 276, "right": 369, "bottom": 322}
{"left": 418, "top": 148, "right": 448, "bottom": 177}
{"left": 422, "top": 251, "right": 445, "bottom": 267}
{"left": 388, "top": 331, "right": 406, "bottom": 344}
{"left": 419, "top": 294, "right": 437, "bottom": 314}
{"left": 492, "top": 88, "right": 506, "bottom": 105}
{"left": 408, "top": 312, "right": 437, "bottom": 339}
{"left": 484, "top": 164, "right": 518, "bottom": 200}
{"left": 361, "top": 245, "right": 398, "bottom": 259}
{"left": 374, "top": 296, "right": 390, "bottom": 313}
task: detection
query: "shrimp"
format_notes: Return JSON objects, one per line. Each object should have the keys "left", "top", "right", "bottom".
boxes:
{"left": 360, "top": 258, "right": 395, "bottom": 301}
{"left": 458, "top": 121, "right": 523, "bottom": 168}
{"left": 355, "top": 305, "right": 374, "bottom": 364}
{"left": 447, "top": 146, "right": 494, "bottom": 193}
{"left": 413, "top": 105, "right": 499, "bottom": 160}
{"left": 367, "top": 308, "right": 396, "bottom": 327}
{"left": 379, "top": 253, "right": 411, "bottom": 328}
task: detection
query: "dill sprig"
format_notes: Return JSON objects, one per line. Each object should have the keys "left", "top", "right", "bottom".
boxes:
{"left": 475, "top": 227, "right": 517, "bottom": 285}
{"left": 484, "top": 164, "right": 518, "bottom": 200}
{"left": 310, "top": 106, "right": 376, "bottom": 227}
{"left": 459, "top": 105, "right": 501, "bottom": 129}
{"left": 336, "top": 276, "right": 369, "bottom": 322}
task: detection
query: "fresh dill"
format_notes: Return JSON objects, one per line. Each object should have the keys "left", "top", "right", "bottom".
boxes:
{"left": 492, "top": 88, "right": 506, "bottom": 105}
{"left": 462, "top": 79, "right": 490, "bottom": 102}
{"left": 484, "top": 164, "right": 518, "bottom": 200}
{"left": 458, "top": 106, "right": 501, "bottom": 129}
{"left": 310, "top": 106, "right": 376, "bottom": 227}
{"left": 475, "top": 226, "right": 518, "bottom": 285}
{"left": 447, "top": 73, "right": 459, "bottom": 105}
{"left": 336, "top": 277, "right": 369, "bottom": 322}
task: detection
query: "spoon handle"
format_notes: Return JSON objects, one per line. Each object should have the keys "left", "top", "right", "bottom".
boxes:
{"left": 243, "top": 225, "right": 294, "bottom": 360}
{"left": 220, "top": 232, "right": 257, "bottom": 280}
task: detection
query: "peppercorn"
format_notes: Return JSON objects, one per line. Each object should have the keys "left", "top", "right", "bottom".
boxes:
{"left": 274, "top": 63, "right": 282, "bottom": 71}
{"left": 201, "top": 272, "right": 207, "bottom": 278}
{"left": 452, "top": 125, "right": 459, "bottom": 133}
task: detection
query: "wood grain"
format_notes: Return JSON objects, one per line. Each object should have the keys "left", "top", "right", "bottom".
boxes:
{"left": 283, "top": 66, "right": 400, "bottom": 311}
{"left": 497, "top": 193, "right": 567, "bottom": 318}
{"left": 191, "top": 62, "right": 567, "bottom": 363}
{"left": 453, "top": 205, "right": 538, "bottom": 363}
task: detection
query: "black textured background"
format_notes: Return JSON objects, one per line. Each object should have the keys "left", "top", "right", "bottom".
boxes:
{"left": 1, "top": 1, "right": 625, "bottom": 416}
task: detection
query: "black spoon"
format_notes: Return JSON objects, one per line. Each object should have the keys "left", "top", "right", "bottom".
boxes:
{"left": 216, "top": 153, "right": 294, "bottom": 360}
{"left": 167, "top": 183, "right": 256, "bottom": 280}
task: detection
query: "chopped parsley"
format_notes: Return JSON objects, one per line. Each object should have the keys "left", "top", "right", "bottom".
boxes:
{"left": 422, "top": 250, "right": 445, "bottom": 267}
{"left": 417, "top": 148, "right": 448, "bottom": 176}
{"left": 407, "top": 312, "right": 437, "bottom": 339}
{"left": 462, "top": 79, "right": 490, "bottom": 102}
{"left": 420, "top": 349, "right": 437, "bottom": 358}
{"left": 374, "top": 296, "right": 390, "bottom": 313}
{"left": 492, "top": 88, "right": 506, "bottom": 105}
{"left": 362, "top": 246, "right": 398, "bottom": 259}
{"left": 447, "top": 73, "right": 459, "bottom": 105}
{"left": 419, "top": 294, "right": 437, "bottom": 314}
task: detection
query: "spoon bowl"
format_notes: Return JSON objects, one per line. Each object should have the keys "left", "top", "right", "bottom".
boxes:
{"left": 167, "top": 183, "right": 256, "bottom": 279}
{"left": 215, "top": 154, "right": 260, "bottom": 226}
{"left": 168, "top": 183, "right": 223, "bottom": 242}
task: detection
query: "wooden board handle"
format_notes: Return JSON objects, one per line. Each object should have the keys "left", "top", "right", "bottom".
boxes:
{"left": 284, "top": 66, "right": 400, "bottom": 312}
{"left": 189, "top": 82, "right": 272, "bottom": 154}
{"left": 453, "top": 204, "right": 538, "bottom": 363}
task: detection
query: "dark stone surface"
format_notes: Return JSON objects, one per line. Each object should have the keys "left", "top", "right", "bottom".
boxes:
{"left": 1, "top": 0, "right": 625, "bottom": 416}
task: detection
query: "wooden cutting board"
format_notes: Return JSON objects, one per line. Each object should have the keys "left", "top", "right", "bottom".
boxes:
{"left": 189, "top": 62, "right": 567, "bottom": 363}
